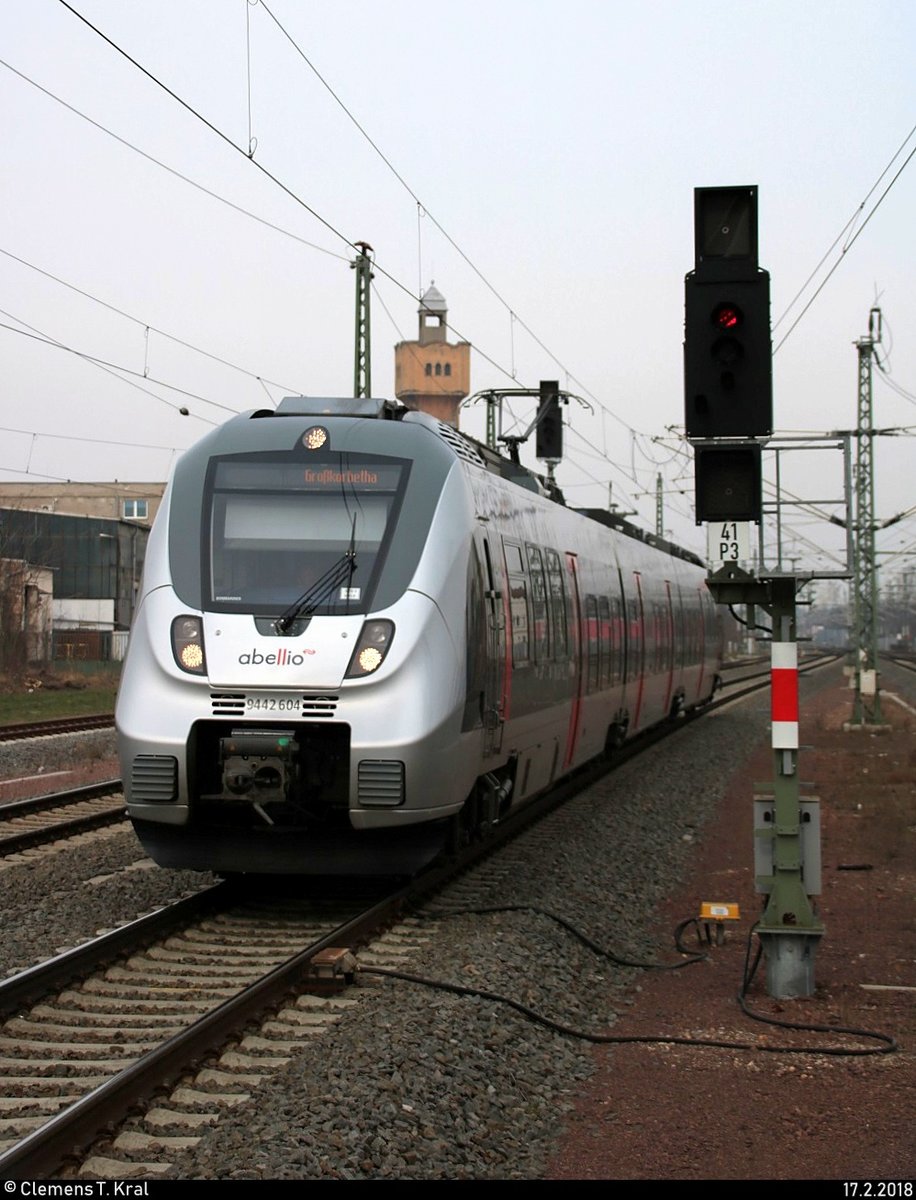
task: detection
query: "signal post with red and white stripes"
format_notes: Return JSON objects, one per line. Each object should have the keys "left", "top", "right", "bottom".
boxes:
{"left": 706, "top": 568, "right": 824, "bottom": 998}
{"left": 756, "top": 580, "right": 823, "bottom": 997}
{"left": 684, "top": 183, "right": 824, "bottom": 999}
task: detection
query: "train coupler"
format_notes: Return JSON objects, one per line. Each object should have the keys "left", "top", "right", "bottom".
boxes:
{"left": 217, "top": 728, "right": 299, "bottom": 823}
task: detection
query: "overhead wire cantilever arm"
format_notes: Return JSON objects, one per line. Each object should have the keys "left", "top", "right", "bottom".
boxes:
{"left": 464, "top": 387, "right": 593, "bottom": 453}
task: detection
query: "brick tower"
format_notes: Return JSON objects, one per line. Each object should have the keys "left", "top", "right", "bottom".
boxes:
{"left": 394, "top": 284, "right": 470, "bottom": 427}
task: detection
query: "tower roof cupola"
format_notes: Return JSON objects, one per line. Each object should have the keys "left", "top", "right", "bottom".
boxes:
{"left": 419, "top": 282, "right": 448, "bottom": 344}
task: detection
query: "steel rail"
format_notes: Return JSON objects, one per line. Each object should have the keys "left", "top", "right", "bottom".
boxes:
{"left": 0, "top": 714, "right": 114, "bottom": 742}
{"left": 0, "top": 887, "right": 405, "bottom": 1180}
{"left": 0, "top": 882, "right": 229, "bottom": 1019}
{"left": 0, "top": 779, "right": 126, "bottom": 856}
{"left": 0, "top": 777, "right": 122, "bottom": 819}
{"left": 0, "top": 803, "right": 127, "bottom": 856}
{"left": 0, "top": 657, "right": 843, "bottom": 1177}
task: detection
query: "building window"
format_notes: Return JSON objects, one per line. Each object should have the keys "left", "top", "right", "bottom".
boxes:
{"left": 123, "top": 499, "right": 148, "bottom": 520}
{"left": 434, "top": 363, "right": 442, "bottom": 376}
{"left": 424, "top": 363, "right": 432, "bottom": 377}
{"left": 444, "top": 363, "right": 452, "bottom": 377}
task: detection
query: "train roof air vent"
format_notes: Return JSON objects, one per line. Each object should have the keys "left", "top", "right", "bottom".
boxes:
{"left": 265, "top": 397, "right": 401, "bottom": 419}
{"left": 432, "top": 422, "right": 487, "bottom": 467}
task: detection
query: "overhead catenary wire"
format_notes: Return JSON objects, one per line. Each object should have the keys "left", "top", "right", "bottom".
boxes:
{"left": 773, "top": 126, "right": 916, "bottom": 353}
{"left": 0, "top": 425, "right": 181, "bottom": 453}
{"left": 0, "top": 57, "right": 349, "bottom": 264}
{"left": 49, "top": 0, "right": 580, "bottom": 414}
{"left": 372, "top": 272, "right": 669, "bottom": 524}
{"left": 257, "top": 0, "right": 910, "bottom": 445}
{"left": 40, "top": 5, "right": 524, "bottom": 406}
{"left": 54, "top": 0, "right": 360, "bottom": 255}
{"left": 773, "top": 121, "right": 916, "bottom": 336}
{"left": 21, "top": 2, "right": 719, "bottom": 543}
{"left": 380, "top": 272, "right": 668, "bottom": 521}
{"left": 29, "top": 3, "right": 910, "bottom": 553}
{"left": 0, "top": 312, "right": 223, "bottom": 422}
{"left": 53, "top": 0, "right": 667, "bottom": 468}
{"left": 253, "top": 0, "right": 642, "bottom": 436}
{"left": 0, "top": 245, "right": 302, "bottom": 400}
{"left": 0, "top": 461, "right": 178, "bottom": 489}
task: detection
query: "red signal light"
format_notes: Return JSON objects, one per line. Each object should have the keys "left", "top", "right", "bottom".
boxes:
{"left": 713, "top": 303, "right": 742, "bottom": 330}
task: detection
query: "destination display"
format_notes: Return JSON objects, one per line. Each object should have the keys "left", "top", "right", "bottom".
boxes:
{"left": 214, "top": 457, "right": 404, "bottom": 493}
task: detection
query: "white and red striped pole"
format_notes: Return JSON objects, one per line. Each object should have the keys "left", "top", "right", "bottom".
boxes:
{"left": 758, "top": 589, "right": 823, "bottom": 999}
{"left": 770, "top": 641, "right": 799, "bottom": 750}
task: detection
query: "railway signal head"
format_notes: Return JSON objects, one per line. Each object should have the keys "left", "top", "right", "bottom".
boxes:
{"left": 685, "top": 185, "right": 772, "bottom": 441}
{"left": 693, "top": 442, "right": 762, "bottom": 523}
{"left": 536, "top": 380, "right": 563, "bottom": 461}
{"left": 684, "top": 272, "right": 772, "bottom": 439}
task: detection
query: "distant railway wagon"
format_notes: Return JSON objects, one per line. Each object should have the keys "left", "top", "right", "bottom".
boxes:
{"left": 116, "top": 397, "right": 721, "bottom": 874}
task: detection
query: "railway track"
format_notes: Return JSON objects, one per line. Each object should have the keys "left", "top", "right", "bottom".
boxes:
{"left": 0, "top": 652, "right": 843, "bottom": 1178}
{"left": 0, "top": 780, "right": 125, "bottom": 857}
{"left": 883, "top": 651, "right": 916, "bottom": 674}
{"left": 0, "top": 882, "right": 406, "bottom": 1179}
{"left": 712, "top": 650, "right": 839, "bottom": 705}
{"left": 0, "top": 715, "right": 115, "bottom": 743}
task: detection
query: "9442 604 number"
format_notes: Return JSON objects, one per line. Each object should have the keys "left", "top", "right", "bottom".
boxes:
{"left": 245, "top": 695, "right": 302, "bottom": 714}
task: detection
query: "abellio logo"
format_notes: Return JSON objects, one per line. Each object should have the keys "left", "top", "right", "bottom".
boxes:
{"left": 238, "top": 647, "right": 316, "bottom": 666}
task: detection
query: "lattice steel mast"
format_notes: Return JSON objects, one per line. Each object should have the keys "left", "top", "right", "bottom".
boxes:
{"left": 352, "top": 242, "right": 374, "bottom": 399}
{"left": 851, "top": 306, "right": 883, "bottom": 725}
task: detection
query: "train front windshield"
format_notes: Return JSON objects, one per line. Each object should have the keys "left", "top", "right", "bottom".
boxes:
{"left": 206, "top": 454, "right": 409, "bottom": 615}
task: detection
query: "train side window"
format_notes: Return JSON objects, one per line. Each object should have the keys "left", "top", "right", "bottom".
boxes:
{"left": 658, "top": 602, "right": 669, "bottom": 671}
{"left": 672, "top": 588, "right": 685, "bottom": 668}
{"left": 503, "top": 541, "right": 525, "bottom": 575}
{"left": 653, "top": 602, "right": 665, "bottom": 672}
{"left": 645, "top": 602, "right": 654, "bottom": 673}
{"left": 609, "top": 596, "right": 623, "bottom": 685}
{"left": 627, "top": 595, "right": 644, "bottom": 682}
{"left": 463, "top": 543, "right": 488, "bottom": 728}
{"left": 526, "top": 545, "right": 549, "bottom": 662}
{"left": 598, "top": 596, "right": 611, "bottom": 689}
{"left": 586, "top": 595, "right": 600, "bottom": 692}
{"left": 545, "top": 549, "right": 568, "bottom": 658}
{"left": 509, "top": 576, "right": 530, "bottom": 665}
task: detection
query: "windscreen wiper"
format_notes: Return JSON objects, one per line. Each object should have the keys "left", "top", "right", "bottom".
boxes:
{"left": 274, "top": 515, "right": 358, "bottom": 635}
{"left": 274, "top": 551, "right": 357, "bottom": 635}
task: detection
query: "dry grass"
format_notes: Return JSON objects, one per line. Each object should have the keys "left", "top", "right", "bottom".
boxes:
{"left": 0, "top": 666, "right": 120, "bottom": 724}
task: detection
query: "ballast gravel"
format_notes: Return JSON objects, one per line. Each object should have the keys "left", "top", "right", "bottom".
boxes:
{"left": 170, "top": 691, "right": 787, "bottom": 1181}
{"left": 0, "top": 674, "right": 836, "bottom": 1179}
{"left": 0, "top": 730, "right": 213, "bottom": 976}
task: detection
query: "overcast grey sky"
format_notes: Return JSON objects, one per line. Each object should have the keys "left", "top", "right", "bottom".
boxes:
{"left": 2, "top": 0, "right": 914, "bottom": 570}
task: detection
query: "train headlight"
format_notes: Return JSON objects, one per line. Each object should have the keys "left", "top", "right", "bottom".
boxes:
{"left": 345, "top": 619, "right": 394, "bottom": 678}
{"left": 171, "top": 615, "right": 207, "bottom": 676}
{"left": 303, "top": 426, "right": 329, "bottom": 450}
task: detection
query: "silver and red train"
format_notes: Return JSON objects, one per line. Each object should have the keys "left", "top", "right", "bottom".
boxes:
{"left": 116, "top": 396, "right": 721, "bottom": 874}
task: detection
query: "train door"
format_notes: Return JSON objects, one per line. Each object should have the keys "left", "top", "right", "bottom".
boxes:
{"left": 662, "top": 580, "right": 675, "bottom": 714}
{"left": 695, "top": 585, "right": 707, "bottom": 701}
{"left": 479, "top": 532, "right": 508, "bottom": 757}
{"left": 631, "top": 572, "right": 646, "bottom": 730}
{"left": 563, "top": 552, "right": 584, "bottom": 769}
